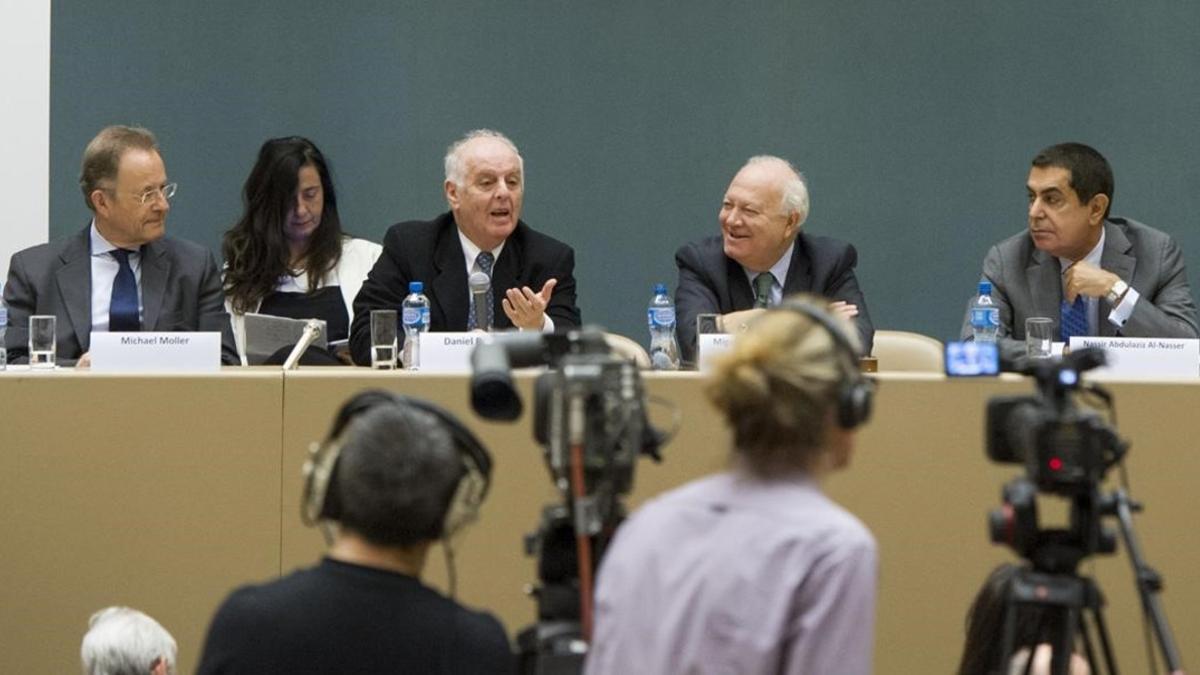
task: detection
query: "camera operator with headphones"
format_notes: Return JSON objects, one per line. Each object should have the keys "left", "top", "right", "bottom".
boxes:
{"left": 195, "top": 390, "right": 515, "bottom": 674}
{"left": 586, "top": 296, "right": 879, "bottom": 675}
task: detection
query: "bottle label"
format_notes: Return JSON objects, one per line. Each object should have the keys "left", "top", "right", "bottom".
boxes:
{"left": 648, "top": 307, "right": 675, "bottom": 328}
{"left": 402, "top": 307, "right": 425, "bottom": 327}
{"left": 971, "top": 308, "right": 999, "bottom": 328}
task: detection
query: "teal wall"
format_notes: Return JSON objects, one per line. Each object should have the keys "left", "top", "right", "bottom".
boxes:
{"left": 50, "top": 2, "right": 1200, "bottom": 345}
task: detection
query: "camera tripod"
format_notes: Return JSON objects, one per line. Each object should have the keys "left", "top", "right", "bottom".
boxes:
{"left": 1000, "top": 489, "right": 1183, "bottom": 675}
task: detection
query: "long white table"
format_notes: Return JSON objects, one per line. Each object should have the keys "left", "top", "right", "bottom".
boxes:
{"left": 2, "top": 368, "right": 1195, "bottom": 673}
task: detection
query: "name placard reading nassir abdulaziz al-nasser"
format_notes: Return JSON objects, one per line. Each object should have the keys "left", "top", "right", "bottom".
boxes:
{"left": 90, "top": 332, "right": 222, "bottom": 372}
{"left": 1069, "top": 336, "right": 1200, "bottom": 377}
{"left": 418, "top": 332, "right": 489, "bottom": 373}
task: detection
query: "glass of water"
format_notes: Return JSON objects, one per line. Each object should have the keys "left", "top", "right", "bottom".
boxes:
{"left": 1025, "top": 317, "right": 1054, "bottom": 359}
{"left": 370, "top": 309, "right": 398, "bottom": 370}
{"left": 29, "top": 315, "right": 57, "bottom": 369}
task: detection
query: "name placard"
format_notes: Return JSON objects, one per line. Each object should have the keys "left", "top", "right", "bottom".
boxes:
{"left": 418, "top": 332, "right": 489, "bottom": 373}
{"left": 697, "top": 334, "right": 734, "bottom": 371}
{"left": 1069, "top": 336, "right": 1199, "bottom": 378}
{"left": 90, "top": 332, "right": 222, "bottom": 372}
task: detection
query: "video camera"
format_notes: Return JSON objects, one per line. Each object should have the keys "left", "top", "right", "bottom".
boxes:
{"left": 470, "top": 327, "right": 664, "bottom": 675}
{"left": 980, "top": 348, "right": 1184, "bottom": 673}
{"left": 986, "top": 348, "right": 1125, "bottom": 496}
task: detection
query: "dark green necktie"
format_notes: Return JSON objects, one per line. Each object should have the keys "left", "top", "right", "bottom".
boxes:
{"left": 753, "top": 272, "right": 774, "bottom": 309}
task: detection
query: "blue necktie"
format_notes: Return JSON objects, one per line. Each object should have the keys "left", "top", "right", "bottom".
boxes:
{"left": 468, "top": 251, "right": 495, "bottom": 330}
{"left": 109, "top": 249, "right": 140, "bottom": 331}
{"left": 1059, "top": 295, "right": 1088, "bottom": 342}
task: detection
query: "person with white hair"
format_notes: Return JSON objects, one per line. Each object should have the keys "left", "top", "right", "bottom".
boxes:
{"left": 674, "top": 155, "right": 874, "bottom": 365}
{"left": 348, "top": 129, "right": 580, "bottom": 366}
{"left": 80, "top": 606, "right": 176, "bottom": 675}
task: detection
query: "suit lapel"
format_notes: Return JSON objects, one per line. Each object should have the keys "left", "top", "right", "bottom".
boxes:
{"left": 140, "top": 240, "right": 170, "bottom": 330}
{"left": 782, "top": 239, "right": 812, "bottom": 296}
{"left": 54, "top": 228, "right": 93, "bottom": 351}
{"left": 430, "top": 220, "right": 470, "bottom": 331}
{"left": 1099, "top": 222, "right": 1135, "bottom": 336}
{"left": 1026, "top": 248, "right": 1063, "bottom": 333}
{"left": 727, "top": 256, "right": 755, "bottom": 310}
{"left": 490, "top": 226, "right": 523, "bottom": 330}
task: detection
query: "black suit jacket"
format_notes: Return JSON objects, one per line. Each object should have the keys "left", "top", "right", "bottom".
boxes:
{"left": 675, "top": 232, "right": 875, "bottom": 363}
{"left": 3, "top": 226, "right": 239, "bottom": 365}
{"left": 349, "top": 212, "right": 581, "bottom": 365}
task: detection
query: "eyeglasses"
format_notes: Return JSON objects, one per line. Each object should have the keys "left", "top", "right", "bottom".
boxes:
{"left": 103, "top": 183, "right": 178, "bottom": 206}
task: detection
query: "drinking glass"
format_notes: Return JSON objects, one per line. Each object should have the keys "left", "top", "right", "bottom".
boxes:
{"left": 29, "top": 315, "right": 57, "bottom": 369}
{"left": 370, "top": 310, "right": 398, "bottom": 370}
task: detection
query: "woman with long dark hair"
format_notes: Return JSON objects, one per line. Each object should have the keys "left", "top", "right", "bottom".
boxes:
{"left": 223, "top": 137, "right": 380, "bottom": 364}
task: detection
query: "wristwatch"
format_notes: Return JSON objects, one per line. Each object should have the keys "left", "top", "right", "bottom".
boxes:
{"left": 1106, "top": 279, "right": 1129, "bottom": 304}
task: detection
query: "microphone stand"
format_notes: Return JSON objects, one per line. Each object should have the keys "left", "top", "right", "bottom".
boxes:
{"left": 282, "top": 319, "right": 324, "bottom": 370}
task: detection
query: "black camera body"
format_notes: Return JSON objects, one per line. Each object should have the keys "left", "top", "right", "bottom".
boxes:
{"left": 470, "top": 327, "right": 663, "bottom": 675}
{"left": 985, "top": 349, "right": 1126, "bottom": 571}
{"left": 987, "top": 396, "right": 1121, "bottom": 497}
{"left": 985, "top": 348, "right": 1123, "bottom": 497}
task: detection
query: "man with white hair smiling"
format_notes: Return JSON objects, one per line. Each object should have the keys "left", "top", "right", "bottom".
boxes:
{"left": 349, "top": 129, "right": 580, "bottom": 365}
{"left": 80, "top": 606, "right": 176, "bottom": 675}
{"left": 674, "top": 155, "right": 874, "bottom": 364}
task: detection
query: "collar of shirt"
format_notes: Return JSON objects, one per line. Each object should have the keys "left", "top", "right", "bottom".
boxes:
{"left": 1058, "top": 228, "right": 1105, "bottom": 335}
{"left": 89, "top": 220, "right": 144, "bottom": 331}
{"left": 740, "top": 239, "right": 795, "bottom": 307}
{"left": 457, "top": 229, "right": 506, "bottom": 276}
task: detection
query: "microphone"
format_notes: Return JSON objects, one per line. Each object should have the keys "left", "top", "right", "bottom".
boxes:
{"left": 282, "top": 319, "right": 324, "bottom": 370}
{"left": 469, "top": 271, "right": 492, "bottom": 332}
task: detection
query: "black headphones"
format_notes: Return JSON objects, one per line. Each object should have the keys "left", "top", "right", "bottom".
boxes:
{"left": 300, "top": 390, "right": 493, "bottom": 541}
{"left": 775, "top": 300, "right": 875, "bottom": 429}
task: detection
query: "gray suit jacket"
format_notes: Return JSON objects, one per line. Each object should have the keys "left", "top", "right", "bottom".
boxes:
{"left": 960, "top": 217, "right": 1199, "bottom": 364}
{"left": 3, "top": 226, "right": 239, "bottom": 365}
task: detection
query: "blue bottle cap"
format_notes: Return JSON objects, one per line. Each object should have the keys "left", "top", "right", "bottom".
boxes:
{"left": 409, "top": 281, "right": 424, "bottom": 293}
{"left": 653, "top": 283, "right": 667, "bottom": 294}
{"left": 978, "top": 280, "right": 992, "bottom": 295}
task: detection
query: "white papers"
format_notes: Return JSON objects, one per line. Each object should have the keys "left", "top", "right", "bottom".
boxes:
{"left": 244, "top": 313, "right": 327, "bottom": 365}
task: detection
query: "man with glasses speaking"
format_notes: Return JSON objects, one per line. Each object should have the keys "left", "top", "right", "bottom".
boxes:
{"left": 3, "top": 125, "right": 238, "bottom": 365}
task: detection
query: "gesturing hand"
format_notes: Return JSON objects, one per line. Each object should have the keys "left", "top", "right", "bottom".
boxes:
{"left": 503, "top": 278, "right": 557, "bottom": 330}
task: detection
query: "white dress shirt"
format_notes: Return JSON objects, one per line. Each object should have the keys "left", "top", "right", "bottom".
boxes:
{"left": 457, "top": 229, "right": 554, "bottom": 332}
{"left": 89, "top": 222, "right": 143, "bottom": 332}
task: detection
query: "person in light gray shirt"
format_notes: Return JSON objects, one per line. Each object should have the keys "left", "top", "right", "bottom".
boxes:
{"left": 586, "top": 296, "right": 878, "bottom": 675}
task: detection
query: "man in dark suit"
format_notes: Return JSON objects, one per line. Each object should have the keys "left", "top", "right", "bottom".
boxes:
{"left": 3, "top": 126, "right": 238, "bottom": 366}
{"left": 960, "top": 142, "right": 1198, "bottom": 365}
{"left": 350, "top": 130, "right": 580, "bottom": 365}
{"left": 675, "top": 156, "right": 874, "bottom": 364}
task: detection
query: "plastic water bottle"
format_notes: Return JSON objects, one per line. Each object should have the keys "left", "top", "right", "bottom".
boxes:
{"left": 0, "top": 292, "right": 7, "bottom": 370}
{"left": 970, "top": 280, "right": 1000, "bottom": 343}
{"left": 647, "top": 283, "right": 680, "bottom": 370}
{"left": 401, "top": 281, "right": 430, "bottom": 370}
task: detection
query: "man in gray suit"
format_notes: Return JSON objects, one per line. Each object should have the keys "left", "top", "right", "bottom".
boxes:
{"left": 961, "top": 142, "right": 1199, "bottom": 365}
{"left": 3, "top": 125, "right": 238, "bottom": 365}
